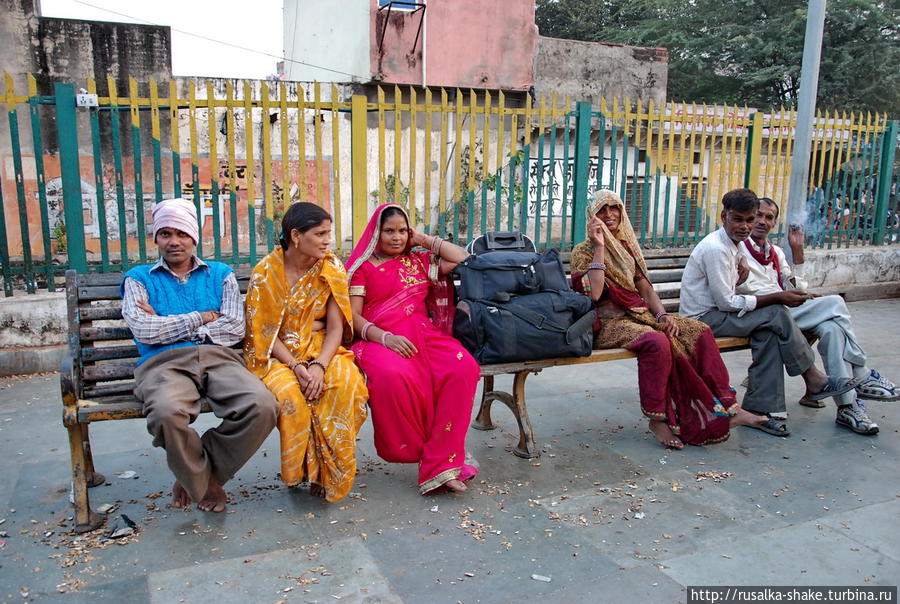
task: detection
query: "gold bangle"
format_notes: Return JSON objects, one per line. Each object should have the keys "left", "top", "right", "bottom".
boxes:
{"left": 308, "top": 359, "right": 327, "bottom": 372}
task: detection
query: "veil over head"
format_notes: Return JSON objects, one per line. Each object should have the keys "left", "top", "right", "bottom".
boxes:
{"left": 345, "top": 203, "right": 413, "bottom": 281}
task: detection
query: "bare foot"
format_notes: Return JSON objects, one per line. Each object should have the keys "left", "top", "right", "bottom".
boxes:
{"left": 309, "top": 483, "right": 327, "bottom": 499}
{"left": 197, "top": 477, "right": 227, "bottom": 512}
{"left": 171, "top": 481, "right": 192, "bottom": 509}
{"left": 648, "top": 419, "right": 684, "bottom": 449}
{"left": 442, "top": 479, "right": 467, "bottom": 493}
{"left": 730, "top": 407, "right": 769, "bottom": 428}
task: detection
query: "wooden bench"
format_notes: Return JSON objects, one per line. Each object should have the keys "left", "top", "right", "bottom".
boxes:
{"left": 471, "top": 248, "right": 750, "bottom": 459}
{"left": 60, "top": 268, "right": 253, "bottom": 533}
{"left": 60, "top": 249, "right": 748, "bottom": 532}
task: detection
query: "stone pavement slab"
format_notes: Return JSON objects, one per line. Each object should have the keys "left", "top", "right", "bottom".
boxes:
{"left": 0, "top": 299, "right": 898, "bottom": 602}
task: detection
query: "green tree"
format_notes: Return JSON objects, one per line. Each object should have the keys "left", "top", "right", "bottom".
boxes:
{"left": 535, "top": 0, "right": 899, "bottom": 115}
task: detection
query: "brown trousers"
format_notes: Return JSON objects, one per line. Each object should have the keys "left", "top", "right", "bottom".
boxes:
{"left": 134, "top": 345, "right": 278, "bottom": 502}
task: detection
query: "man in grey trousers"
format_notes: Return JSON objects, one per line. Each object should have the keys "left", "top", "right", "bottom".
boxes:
{"left": 121, "top": 198, "right": 278, "bottom": 512}
{"left": 679, "top": 188, "right": 865, "bottom": 437}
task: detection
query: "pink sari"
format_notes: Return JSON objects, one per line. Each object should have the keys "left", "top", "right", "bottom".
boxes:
{"left": 347, "top": 204, "right": 480, "bottom": 494}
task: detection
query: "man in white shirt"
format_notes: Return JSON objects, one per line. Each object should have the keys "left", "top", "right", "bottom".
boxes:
{"left": 680, "top": 188, "right": 864, "bottom": 437}
{"left": 734, "top": 196, "right": 896, "bottom": 433}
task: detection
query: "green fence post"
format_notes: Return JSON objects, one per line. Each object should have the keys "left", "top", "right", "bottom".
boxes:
{"left": 572, "top": 101, "right": 592, "bottom": 243}
{"left": 55, "top": 83, "right": 87, "bottom": 273}
{"left": 744, "top": 112, "right": 763, "bottom": 190}
{"left": 872, "top": 120, "right": 898, "bottom": 246}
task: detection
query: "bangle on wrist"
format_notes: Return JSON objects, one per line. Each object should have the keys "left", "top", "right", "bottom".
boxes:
{"left": 308, "top": 359, "right": 327, "bottom": 372}
{"left": 360, "top": 321, "right": 373, "bottom": 341}
{"left": 381, "top": 331, "right": 393, "bottom": 347}
{"left": 288, "top": 359, "right": 307, "bottom": 371}
{"left": 655, "top": 311, "right": 669, "bottom": 322}
{"left": 588, "top": 262, "right": 606, "bottom": 271}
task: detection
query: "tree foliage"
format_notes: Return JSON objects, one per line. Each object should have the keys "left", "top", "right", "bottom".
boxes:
{"left": 535, "top": 0, "right": 899, "bottom": 115}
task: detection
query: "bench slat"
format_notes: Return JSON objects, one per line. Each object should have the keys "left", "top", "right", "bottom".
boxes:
{"left": 648, "top": 269, "right": 685, "bottom": 284}
{"left": 83, "top": 381, "right": 136, "bottom": 398}
{"left": 478, "top": 336, "right": 750, "bottom": 376}
{"left": 83, "top": 363, "right": 138, "bottom": 382}
{"left": 80, "top": 326, "right": 133, "bottom": 342}
{"left": 77, "top": 285, "right": 123, "bottom": 301}
{"left": 81, "top": 345, "right": 139, "bottom": 362}
{"left": 80, "top": 306, "right": 123, "bottom": 321}
{"left": 76, "top": 397, "right": 213, "bottom": 423}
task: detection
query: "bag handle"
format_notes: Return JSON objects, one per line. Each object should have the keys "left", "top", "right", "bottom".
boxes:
{"left": 480, "top": 298, "right": 570, "bottom": 334}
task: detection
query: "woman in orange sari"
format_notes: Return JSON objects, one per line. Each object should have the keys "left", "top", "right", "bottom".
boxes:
{"left": 244, "top": 202, "right": 368, "bottom": 501}
{"left": 571, "top": 190, "right": 764, "bottom": 448}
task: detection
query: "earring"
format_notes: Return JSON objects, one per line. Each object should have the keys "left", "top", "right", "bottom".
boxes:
{"left": 294, "top": 240, "right": 299, "bottom": 249}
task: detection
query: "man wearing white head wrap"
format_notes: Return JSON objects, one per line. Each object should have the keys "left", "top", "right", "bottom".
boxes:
{"left": 120, "top": 198, "right": 278, "bottom": 512}
{"left": 151, "top": 197, "right": 200, "bottom": 245}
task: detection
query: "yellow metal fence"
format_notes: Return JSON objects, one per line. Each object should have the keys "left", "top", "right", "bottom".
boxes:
{"left": 0, "top": 74, "right": 896, "bottom": 293}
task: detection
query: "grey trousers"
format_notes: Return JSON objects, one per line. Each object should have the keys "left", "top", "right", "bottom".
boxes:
{"left": 789, "top": 295, "right": 868, "bottom": 406}
{"left": 699, "top": 305, "right": 815, "bottom": 415}
{"left": 134, "top": 345, "right": 279, "bottom": 502}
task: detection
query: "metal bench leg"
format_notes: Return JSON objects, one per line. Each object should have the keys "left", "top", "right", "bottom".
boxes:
{"left": 508, "top": 371, "right": 539, "bottom": 459}
{"left": 67, "top": 423, "right": 102, "bottom": 533}
{"left": 472, "top": 376, "right": 498, "bottom": 430}
{"left": 471, "top": 372, "right": 540, "bottom": 459}
{"left": 80, "top": 424, "right": 106, "bottom": 488}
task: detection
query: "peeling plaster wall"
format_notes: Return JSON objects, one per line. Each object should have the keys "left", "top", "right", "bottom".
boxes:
{"left": 533, "top": 36, "right": 668, "bottom": 105}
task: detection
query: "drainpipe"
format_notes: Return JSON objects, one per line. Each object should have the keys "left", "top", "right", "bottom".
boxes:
{"left": 421, "top": 3, "right": 427, "bottom": 88}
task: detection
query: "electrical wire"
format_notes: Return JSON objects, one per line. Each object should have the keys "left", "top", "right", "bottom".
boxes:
{"left": 66, "top": 0, "right": 369, "bottom": 80}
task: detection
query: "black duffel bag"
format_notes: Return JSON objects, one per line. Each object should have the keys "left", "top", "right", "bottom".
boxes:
{"left": 454, "top": 249, "right": 569, "bottom": 301}
{"left": 453, "top": 290, "right": 595, "bottom": 364}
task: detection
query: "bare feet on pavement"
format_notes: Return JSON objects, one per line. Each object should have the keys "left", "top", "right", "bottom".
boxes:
{"left": 309, "top": 483, "right": 327, "bottom": 498}
{"left": 730, "top": 407, "right": 769, "bottom": 428}
{"left": 171, "top": 481, "right": 192, "bottom": 509}
{"left": 649, "top": 419, "right": 684, "bottom": 449}
{"left": 442, "top": 479, "right": 468, "bottom": 493}
{"left": 197, "top": 477, "right": 227, "bottom": 512}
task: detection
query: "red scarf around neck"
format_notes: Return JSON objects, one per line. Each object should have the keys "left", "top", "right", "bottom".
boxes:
{"left": 743, "top": 239, "right": 783, "bottom": 289}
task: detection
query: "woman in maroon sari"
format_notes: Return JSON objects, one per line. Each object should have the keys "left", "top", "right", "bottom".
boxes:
{"left": 571, "top": 190, "right": 765, "bottom": 448}
{"left": 346, "top": 204, "right": 480, "bottom": 494}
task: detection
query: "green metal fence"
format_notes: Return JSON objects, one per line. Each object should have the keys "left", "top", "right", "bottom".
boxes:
{"left": 1, "top": 75, "right": 897, "bottom": 295}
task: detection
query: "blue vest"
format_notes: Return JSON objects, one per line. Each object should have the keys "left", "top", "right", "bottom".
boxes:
{"left": 123, "top": 261, "right": 233, "bottom": 365}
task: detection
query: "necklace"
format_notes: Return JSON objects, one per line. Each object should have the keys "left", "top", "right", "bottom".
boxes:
{"left": 372, "top": 251, "right": 397, "bottom": 262}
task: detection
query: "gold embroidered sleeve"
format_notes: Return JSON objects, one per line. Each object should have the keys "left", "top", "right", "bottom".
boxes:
{"left": 349, "top": 285, "right": 366, "bottom": 296}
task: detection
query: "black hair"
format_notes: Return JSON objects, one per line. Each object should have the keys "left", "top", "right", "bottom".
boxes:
{"left": 722, "top": 188, "right": 760, "bottom": 213}
{"left": 380, "top": 206, "right": 408, "bottom": 227}
{"left": 279, "top": 202, "right": 332, "bottom": 250}
{"left": 758, "top": 196, "right": 779, "bottom": 218}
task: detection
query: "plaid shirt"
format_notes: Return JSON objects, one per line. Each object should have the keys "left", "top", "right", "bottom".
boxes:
{"left": 121, "top": 257, "right": 245, "bottom": 347}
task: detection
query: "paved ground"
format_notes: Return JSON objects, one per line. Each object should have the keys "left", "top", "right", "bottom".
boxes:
{"left": 1, "top": 298, "right": 899, "bottom": 603}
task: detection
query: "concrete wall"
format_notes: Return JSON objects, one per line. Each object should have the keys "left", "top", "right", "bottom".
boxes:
{"left": 36, "top": 17, "right": 171, "bottom": 98}
{"left": 372, "top": 0, "right": 537, "bottom": 90}
{"left": 534, "top": 36, "right": 668, "bottom": 106}
{"left": 283, "top": 0, "right": 370, "bottom": 83}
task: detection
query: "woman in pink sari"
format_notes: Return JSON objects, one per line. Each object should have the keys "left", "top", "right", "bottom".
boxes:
{"left": 346, "top": 204, "right": 480, "bottom": 494}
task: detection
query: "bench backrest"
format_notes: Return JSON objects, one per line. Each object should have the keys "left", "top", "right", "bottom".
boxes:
{"left": 65, "top": 268, "right": 252, "bottom": 400}
{"left": 65, "top": 248, "right": 693, "bottom": 399}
